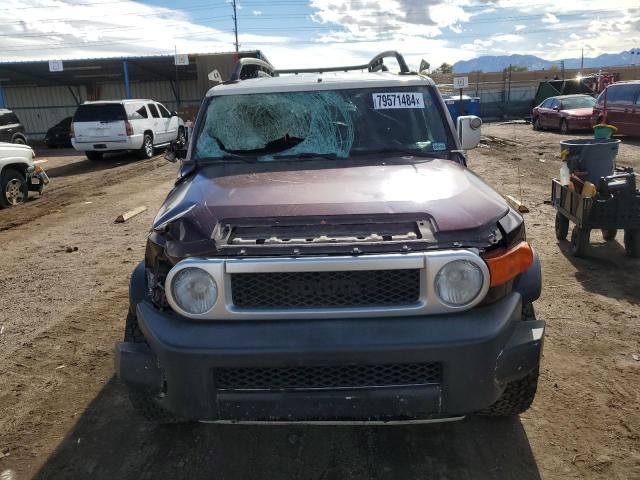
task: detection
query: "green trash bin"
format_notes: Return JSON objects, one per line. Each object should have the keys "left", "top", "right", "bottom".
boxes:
{"left": 593, "top": 124, "right": 617, "bottom": 140}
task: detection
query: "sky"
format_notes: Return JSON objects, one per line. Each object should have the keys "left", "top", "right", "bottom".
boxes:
{"left": 0, "top": 0, "right": 639, "bottom": 70}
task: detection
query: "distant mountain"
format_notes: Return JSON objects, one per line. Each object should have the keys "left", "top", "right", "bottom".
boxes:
{"left": 452, "top": 51, "right": 634, "bottom": 73}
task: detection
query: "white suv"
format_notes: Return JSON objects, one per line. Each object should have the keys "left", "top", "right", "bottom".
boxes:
{"left": 71, "top": 100, "right": 185, "bottom": 161}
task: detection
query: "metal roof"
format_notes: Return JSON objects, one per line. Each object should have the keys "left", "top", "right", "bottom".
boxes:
{"left": 0, "top": 51, "right": 263, "bottom": 87}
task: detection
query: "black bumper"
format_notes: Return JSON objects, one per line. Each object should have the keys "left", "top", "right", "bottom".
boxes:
{"left": 116, "top": 263, "right": 544, "bottom": 422}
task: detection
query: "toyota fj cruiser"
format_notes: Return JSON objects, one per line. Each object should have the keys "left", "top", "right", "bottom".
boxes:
{"left": 116, "top": 52, "right": 544, "bottom": 424}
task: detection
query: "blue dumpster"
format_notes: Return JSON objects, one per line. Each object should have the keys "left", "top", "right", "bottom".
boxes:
{"left": 443, "top": 95, "right": 481, "bottom": 123}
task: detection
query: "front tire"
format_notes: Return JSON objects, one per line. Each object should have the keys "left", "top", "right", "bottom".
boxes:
{"left": 12, "top": 136, "right": 26, "bottom": 145}
{"left": 0, "top": 168, "right": 28, "bottom": 208}
{"left": 123, "top": 310, "right": 182, "bottom": 423}
{"left": 478, "top": 368, "right": 540, "bottom": 417}
{"left": 478, "top": 303, "right": 539, "bottom": 416}
{"left": 560, "top": 119, "right": 570, "bottom": 134}
{"left": 138, "top": 134, "right": 154, "bottom": 159}
{"left": 532, "top": 116, "right": 541, "bottom": 131}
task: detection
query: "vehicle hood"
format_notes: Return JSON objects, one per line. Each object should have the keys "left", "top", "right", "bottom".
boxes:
{"left": 154, "top": 158, "right": 509, "bottom": 239}
{"left": 563, "top": 107, "right": 593, "bottom": 116}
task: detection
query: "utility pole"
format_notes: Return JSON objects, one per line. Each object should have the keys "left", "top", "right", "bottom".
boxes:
{"left": 232, "top": 0, "right": 239, "bottom": 53}
{"left": 580, "top": 48, "right": 584, "bottom": 76}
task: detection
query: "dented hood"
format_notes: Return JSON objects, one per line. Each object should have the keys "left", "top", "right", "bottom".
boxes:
{"left": 154, "top": 159, "right": 508, "bottom": 239}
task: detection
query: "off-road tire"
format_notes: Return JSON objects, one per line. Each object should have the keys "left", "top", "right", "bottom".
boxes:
{"left": 569, "top": 226, "right": 590, "bottom": 257}
{"left": 478, "top": 303, "right": 539, "bottom": 417}
{"left": 555, "top": 212, "right": 569, "bottom": 240}
{"left": 123, "top": 310, "right": 183, "bottom": 423}
{"left": 559, "top": 119, "right": 569, "bottom": 134}
{"left": 624, "top": 229, "right": 640, "bottom": 258}
{"left": 532, "top": 117, "right": 541, "bottom": 131}
{"left": 138, "top": 133, "right": 154, "bottom": 159}
{"left": 478, "top": 368, "right": 540, "bottom": 417}
{"left": 602, "top": 229, "right": 617, "bottom": 241}
{"left": 86, "top": 151, "right": 103, "bottom": 161}
{"left": 0, "top": 168, "right": 28, "bottom": 208}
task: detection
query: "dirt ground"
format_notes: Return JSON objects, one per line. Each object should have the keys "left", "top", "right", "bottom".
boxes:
{"left": 0, "top": 128, "right": 638, "bottom": 480}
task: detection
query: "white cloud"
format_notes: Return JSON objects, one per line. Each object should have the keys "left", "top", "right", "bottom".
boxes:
{"left": 492, "top": 34, "right": 524, "bottom": 43}
{"left": 0, "top": 0, "right": 638, "bottom": 72}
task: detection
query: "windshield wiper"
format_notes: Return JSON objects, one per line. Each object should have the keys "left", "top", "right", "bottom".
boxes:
{"left": 272, "top": 152, "right": 340, "bottom": 161}
{"left": 198, "top": 154, "right": 259, "bottom": 164}
{"left": 353, "top": 148, "right": 439, "bottom": 159}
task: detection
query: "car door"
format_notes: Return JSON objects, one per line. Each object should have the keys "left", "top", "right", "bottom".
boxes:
{"left": 602, "top": 85, "right": 624, "bottom": 129}
{"left": 548, "top": 98, "right": 562, "bottom": 129}
{"left": 0, "top": 113, "right": 10, "bottom": 142}
{"left": 146, "top": 103, "right": 162, "bottom": 144}
{"left": 616, "top": 84, "right": 640, "bottom": 136}
{"left": 156, "top": 103, "right": 174, "bottom": 143}
{"left": 537, "top": 99, "right": 554, "bottom": 127}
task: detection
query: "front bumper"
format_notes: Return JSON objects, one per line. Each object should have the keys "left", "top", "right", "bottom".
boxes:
{"left": 566, "top": 117, "right": 592, "bottom": 130}
{"left": 116, "top": 263, "right": 544, "bottom": 423}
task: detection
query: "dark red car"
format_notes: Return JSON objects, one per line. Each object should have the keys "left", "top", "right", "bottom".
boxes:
{"left": 532, "top": 94, "right": 596, "bottom": 133}
{"left": 592, "top": 81, "right": 640, "bottom": 137}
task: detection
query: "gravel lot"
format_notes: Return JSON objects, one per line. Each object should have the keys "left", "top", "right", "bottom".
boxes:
{"left": 0, "top": 127, "right": 638, "bottom": 480}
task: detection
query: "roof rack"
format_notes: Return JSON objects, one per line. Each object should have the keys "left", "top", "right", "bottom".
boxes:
{"left": 276, "top": 51, "right": 411, "bottom": 75}
{"left": 226, "top": 51, "right": 412, "bottom": 82}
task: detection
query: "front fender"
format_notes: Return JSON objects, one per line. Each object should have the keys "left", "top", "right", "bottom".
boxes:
{"left": 513, "top": 249, "right": 542, "bottom": 305}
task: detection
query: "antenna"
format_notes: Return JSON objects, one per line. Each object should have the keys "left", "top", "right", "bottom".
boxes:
{"left": 232, "top": 0, "right": 239, "bottom": 53}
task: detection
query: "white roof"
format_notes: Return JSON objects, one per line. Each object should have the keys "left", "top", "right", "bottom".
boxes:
{"left": 207, "top": 72, "right": 434, "bottom": 97}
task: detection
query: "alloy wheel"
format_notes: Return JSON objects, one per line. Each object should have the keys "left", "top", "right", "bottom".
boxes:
{"left": 5, "top": 178, "right": 25, "bottom": 205}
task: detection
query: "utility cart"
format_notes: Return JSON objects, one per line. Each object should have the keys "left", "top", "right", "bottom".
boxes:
{"left": 551, "top": 169, "right": 640, "bottom": 257}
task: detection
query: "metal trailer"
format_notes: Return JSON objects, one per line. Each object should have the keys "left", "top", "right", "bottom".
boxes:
{"left": 551, "top": 171, "right": 640, "bottom": 257}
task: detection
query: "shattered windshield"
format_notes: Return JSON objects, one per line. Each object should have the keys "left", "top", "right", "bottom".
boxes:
{"left": 192, "top": 86, "right": 451, "bottom": 162}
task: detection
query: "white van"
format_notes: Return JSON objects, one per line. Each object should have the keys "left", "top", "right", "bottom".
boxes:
{"left": 71, "top": 100, "right": 185, "bottom": 160}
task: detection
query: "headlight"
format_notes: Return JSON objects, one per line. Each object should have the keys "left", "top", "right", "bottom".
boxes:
{"left": 434, "top": 260, "right": 484, "bottom": 306}
{"left": 171, "top": 267, "right": 218, "bottom": 314}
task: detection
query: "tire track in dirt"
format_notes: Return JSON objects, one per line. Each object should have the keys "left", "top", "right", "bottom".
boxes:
{"left": 0, "top": 155, "right": 169, "bottom": 233}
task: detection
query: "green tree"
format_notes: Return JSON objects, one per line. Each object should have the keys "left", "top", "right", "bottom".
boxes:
{"left": 505, "top": 65, "right": 528, "bottom": 72}
{"left": 435, "top": 62, "right": 453, "bottom": 74}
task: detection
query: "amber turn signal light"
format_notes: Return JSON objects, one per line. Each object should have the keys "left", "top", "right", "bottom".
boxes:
{"left": 483, "top": 242, "right": 533, "bottom": 287}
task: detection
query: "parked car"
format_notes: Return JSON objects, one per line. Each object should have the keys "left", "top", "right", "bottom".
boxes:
{"left": 592, "top": 81, "right": 640, "bottom": 137}
{"left": 531, "top": 94, "right": 595, "bottom": 133}
{"left": 71, "top": 100, "right": 185, "bottom": 160}
{"left": 116, "top": 52, "right": 544, "bottom": 425}
{"left": 44, "top": 117, "right": 72, "bottom": 148}
{"left": 0, "top": 109, "right": 28, "bottom": 145}
{"left": 0, "top": 142, "right": 49, "bottom": 208}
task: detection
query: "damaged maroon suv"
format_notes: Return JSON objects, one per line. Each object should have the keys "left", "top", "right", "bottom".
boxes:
{"left": 116, "top": 52, "right": 544, "bottom": 424}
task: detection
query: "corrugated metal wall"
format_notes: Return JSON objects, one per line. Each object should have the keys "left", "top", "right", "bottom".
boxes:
{"left": 3, "top": 79, "right": 202, "bottom": 139}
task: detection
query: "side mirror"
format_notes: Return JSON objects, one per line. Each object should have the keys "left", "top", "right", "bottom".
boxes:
{"left": 164, "top": 140, "right": 187, "bottom": 163}
{"left": 171, "top": 111, "right": 178, "bottom": 117}
{"left": 552, "top": 106, "right": 560, "bottom": 111}
{"left": 457, "top": 115, "right": 482, "bottom": 150}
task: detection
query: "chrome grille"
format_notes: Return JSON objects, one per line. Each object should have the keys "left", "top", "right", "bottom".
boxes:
{"left": 230, "top": 269, "right": 421, "bottom": 309}
{"left": 215, "top": 363, "right": 442, "bottom": 392}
